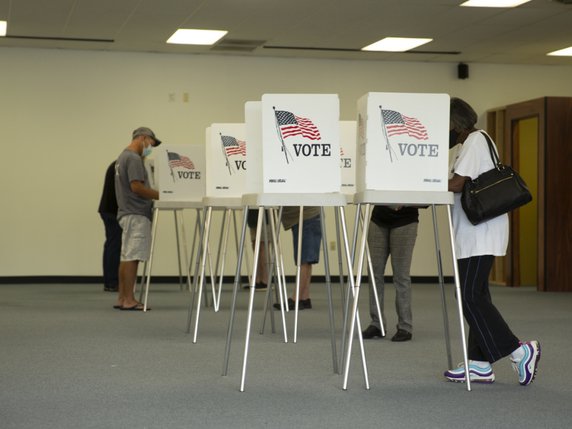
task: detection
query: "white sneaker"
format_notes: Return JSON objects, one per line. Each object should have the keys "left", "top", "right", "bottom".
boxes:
{"left": 444, "top": 361, "right": 495, "bottom": 383}
{"left": 511, "top": 341, "right": 541, "bottom": 386}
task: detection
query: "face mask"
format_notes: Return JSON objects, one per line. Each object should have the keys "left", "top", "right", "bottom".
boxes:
{"left": 449, "top": 129, "right": 460, "bottom": 148}
{"left": 142, "top": 141, "right": 153, "bottom": 157}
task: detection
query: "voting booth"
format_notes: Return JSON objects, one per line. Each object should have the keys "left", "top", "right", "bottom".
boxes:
{"left": 248, "top": 94, "right": 342, "bottom": 195}
{"left": 187, "top": 124, "right": 249, "bottom": 340}
{"left": 140, "top": 145, "right": 206, "bottom": 310}
{"left": 224, "top": 94, "right": 356, "bottom": 392}
{"left": 356, "top": 92, "right": 449, "bottom": 196}
{"left": 341, "top": 92, "right": 471, "bottom": 391}
{"left": 156, "top": 144, "right": 205, "bottom": 202}
{"left": 205, "top": 124, "right": 247, "bottom": 199}
{"left": 339, "top": 120, "right": 357, "bottom": 197}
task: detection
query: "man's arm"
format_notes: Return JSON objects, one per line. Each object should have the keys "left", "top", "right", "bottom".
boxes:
{"left": 130, "top": 180, "right": 159, "bottom": 200}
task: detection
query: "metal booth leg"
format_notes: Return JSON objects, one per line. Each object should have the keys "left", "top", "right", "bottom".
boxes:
{"left": 239, "top": 207, "right": 265, "bottom": 391}
{"left": 431, "top": 204, "right": 453, "bottom": 369}
{"left": 342, "top": 204, "right": 371, "bottom": 391}
{"left": 445, "top": 204, "right": 471, "bottom": 392}
{"left": 142, "top": 206, "right": 160, "bottom": 311}
{"left": 321, "top": 207, "right": 339, "bottom": 374}
{"left": 222, "top": 206, "right": 249, "bottom": 376}
{"left": 293, "top": 206, "right": 304, "bottom": 343}
{"left": 190, "top": 206, "right": 213, "bottom": 343}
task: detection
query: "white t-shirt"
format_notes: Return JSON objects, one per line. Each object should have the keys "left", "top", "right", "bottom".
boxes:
{"left": 451, "top": 131, "right": 509, "bottom": 259}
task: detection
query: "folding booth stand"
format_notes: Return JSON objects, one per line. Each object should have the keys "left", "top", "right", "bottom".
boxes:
{"left": 221, "top": 94, "right": 372, "bottom": 391}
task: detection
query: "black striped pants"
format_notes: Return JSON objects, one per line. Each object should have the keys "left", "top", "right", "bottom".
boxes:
{"left": 458, "top": 255, "right": 520, "bottom": 363}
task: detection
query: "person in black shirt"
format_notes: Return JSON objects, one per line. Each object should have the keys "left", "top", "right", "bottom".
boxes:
{"left": 98, "top": 161, "right": 122, "bottom": 292}
{"left": 362, "top": 205, "right": 420, "bottom": 342}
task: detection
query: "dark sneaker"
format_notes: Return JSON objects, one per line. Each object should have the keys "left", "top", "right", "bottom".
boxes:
{"left": 444, "top": 361, "right": 495, "bottom": 383}
{"left": 391, "top": 329, "right": 412, "bottom": 342}
{"left": 273, "top": 298, "right": 311, "bottom": 310}
{"left": 242, "top": 283, "right": 268, "bottom": 291}
{"left": 511, "top": 340, "right": 541, "bottom": 386}
{"left": 362, "top": 325, "right": 385, "bottom": 339}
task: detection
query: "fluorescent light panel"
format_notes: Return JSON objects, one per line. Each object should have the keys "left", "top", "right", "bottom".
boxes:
{"left": 547, "top": 46, "right": 572, "bottom": 56}
{"left": 167, "top": 29, "right": 227, "bottom": 45}
{"left": 460, "top": 0, "right": 531, "bottom": 7}
{"left": 0, "top": 20, "right": 6, "bottom": 37}
{"left": 362, "top": 37, "right": 432, "bottom": 52}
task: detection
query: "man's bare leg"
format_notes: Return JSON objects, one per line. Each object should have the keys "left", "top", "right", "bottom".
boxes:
{"left": 117, "top": 260, "right": 141, "bottom": 308}
{"left": 295, "top": 263, "right": 312, "bottom": 301}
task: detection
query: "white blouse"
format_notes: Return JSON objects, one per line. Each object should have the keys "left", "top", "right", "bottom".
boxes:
{"left": 451, "top": 131, "right": 509, "bottom": 259}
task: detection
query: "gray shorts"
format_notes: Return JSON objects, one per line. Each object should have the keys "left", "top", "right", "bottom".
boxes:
{"left": 119, "top": 214, "right": 152, "bottom": 262}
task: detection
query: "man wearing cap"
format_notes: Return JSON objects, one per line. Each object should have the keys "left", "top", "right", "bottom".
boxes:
{"left": 114, "top": 127, "right": 161, "bottom": 311}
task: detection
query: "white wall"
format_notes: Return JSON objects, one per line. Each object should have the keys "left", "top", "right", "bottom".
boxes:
{"left": 2, "top": 47, "right": 571, "bottom": 278}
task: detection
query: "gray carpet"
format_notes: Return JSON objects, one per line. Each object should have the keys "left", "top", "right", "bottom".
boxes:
{"left": 1, "top": 282, "right": 570, "bottom": 429}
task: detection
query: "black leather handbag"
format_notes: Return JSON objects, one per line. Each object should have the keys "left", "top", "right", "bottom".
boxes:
{"left": 461, "top": 132, "right": 532, "bottom": 225}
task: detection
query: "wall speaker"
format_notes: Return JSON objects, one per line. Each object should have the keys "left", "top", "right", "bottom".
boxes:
{"left": 458, "top": 63, "right": 469, "bottom": 80}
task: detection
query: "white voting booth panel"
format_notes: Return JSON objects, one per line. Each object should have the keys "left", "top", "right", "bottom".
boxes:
{"left": 340, "top": 120, "right": 357, "bottom": 197}
{"left": 245, "top": 101, "right": 263, "bottom": 195}
{"left": 144, "top": 159, "right": 157, "bottom": 191}
{"left": 258, "top": 94, "right": 341, "bottom": 194}
{"left": 356, "top": 92, "right": 449, "bottom": 194}
{"left": 205, "top": 124, "right": 247, "bottom": 199}
{"left": 156, "top": 144, "right": 205, "bottom": 201}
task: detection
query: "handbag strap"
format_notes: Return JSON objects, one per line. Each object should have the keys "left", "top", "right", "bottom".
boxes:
{"left": 479, "top": 131, "right": 503, "bottom": 169}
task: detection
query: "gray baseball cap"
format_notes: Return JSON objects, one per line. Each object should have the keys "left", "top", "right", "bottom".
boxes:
{"left": 132, "top": 126, "right": 162, "bottom": 146}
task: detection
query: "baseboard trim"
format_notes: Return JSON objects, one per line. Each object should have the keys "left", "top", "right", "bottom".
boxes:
{"left": 0, "top": 275, "right": 454, "bottom": 284}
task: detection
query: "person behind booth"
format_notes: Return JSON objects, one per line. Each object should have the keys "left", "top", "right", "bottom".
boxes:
{"left": 243, "top": 208, "right": 269, "bottom": 291}
{"left": 362, "top": 205, "right": 420, "bottom": 342}
{"left": 113, "top": 127, "right": 161, "bottom": 311}
{"left": 98, "top": 161, "right": 122, "bottom": 292}
{"left": 273, "top": 206, "right": 321, "bottom": 310}
{"left": 445, "top": 97, "right": 540, "bottom": 385}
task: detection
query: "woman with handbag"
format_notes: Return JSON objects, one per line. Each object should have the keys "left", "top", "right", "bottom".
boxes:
{"left": 445, "top": 97, "right": 541, "bottom": 385}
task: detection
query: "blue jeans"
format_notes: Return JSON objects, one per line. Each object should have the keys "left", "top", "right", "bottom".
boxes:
{"left": 291, "top": 215, "right": 322, "bottom": 264}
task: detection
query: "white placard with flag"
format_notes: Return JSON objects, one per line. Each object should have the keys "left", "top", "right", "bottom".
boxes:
{"left": 205, "top": 123, "right": 247, "bottom": 198}
{"left": 260, "top": 94, "right": 341, "bottom": 194}
{"left": 356, "top": 92, "right": 449, "bottom": 193}
{"left": 156, "top": 144, "right": 205, "bottom": 201}
{"left": 340, "top": 120, "right": 357, "bottom": 197}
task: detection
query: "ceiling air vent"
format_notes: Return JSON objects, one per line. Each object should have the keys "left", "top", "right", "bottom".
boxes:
{"left": 211, "top": 39, "right": 265, "bottom": 52}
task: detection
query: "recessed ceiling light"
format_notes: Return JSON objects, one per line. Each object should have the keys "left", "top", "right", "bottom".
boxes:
{"left": 362, "top": 37, "right": 432, "bottom": 52}
{"left": 460, "top": 0, "right": 531, "bottom": 7}
{"left": 547, "top": 46, "right": 572, "bottom": 56}
{"left": 167, "top": 29, "right": 227, "bottom": 45}
{"left": 0, "top": 21, "right": 7, "bottom": 37}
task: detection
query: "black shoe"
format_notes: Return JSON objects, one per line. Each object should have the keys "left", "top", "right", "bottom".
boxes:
{"left": 391, "top": 329, "right": 412, "bottom": 342}
{"left": 362, "top": 325, "right": 385, "bottom": 339}
{"left": 104, "top": 285, "right": 118, "bottom": 292}
{"left": 273, "top": 298, "right": 311, "bottom": 310}
{"left": 242, "top": 283, "right": 268, "bottom": 291}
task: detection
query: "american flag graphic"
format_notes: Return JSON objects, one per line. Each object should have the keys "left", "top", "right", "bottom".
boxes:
{"left": 275, "top": 110, "right": 321, "bottom": 141}
{"left": 168, "top": 152, "right": 195, "bottom": 169}
{"left": 381, "top": 109, "right": 428, "bottom": 140}
{"left": 221, "top": 135, "right": 246, "bottom": 156}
